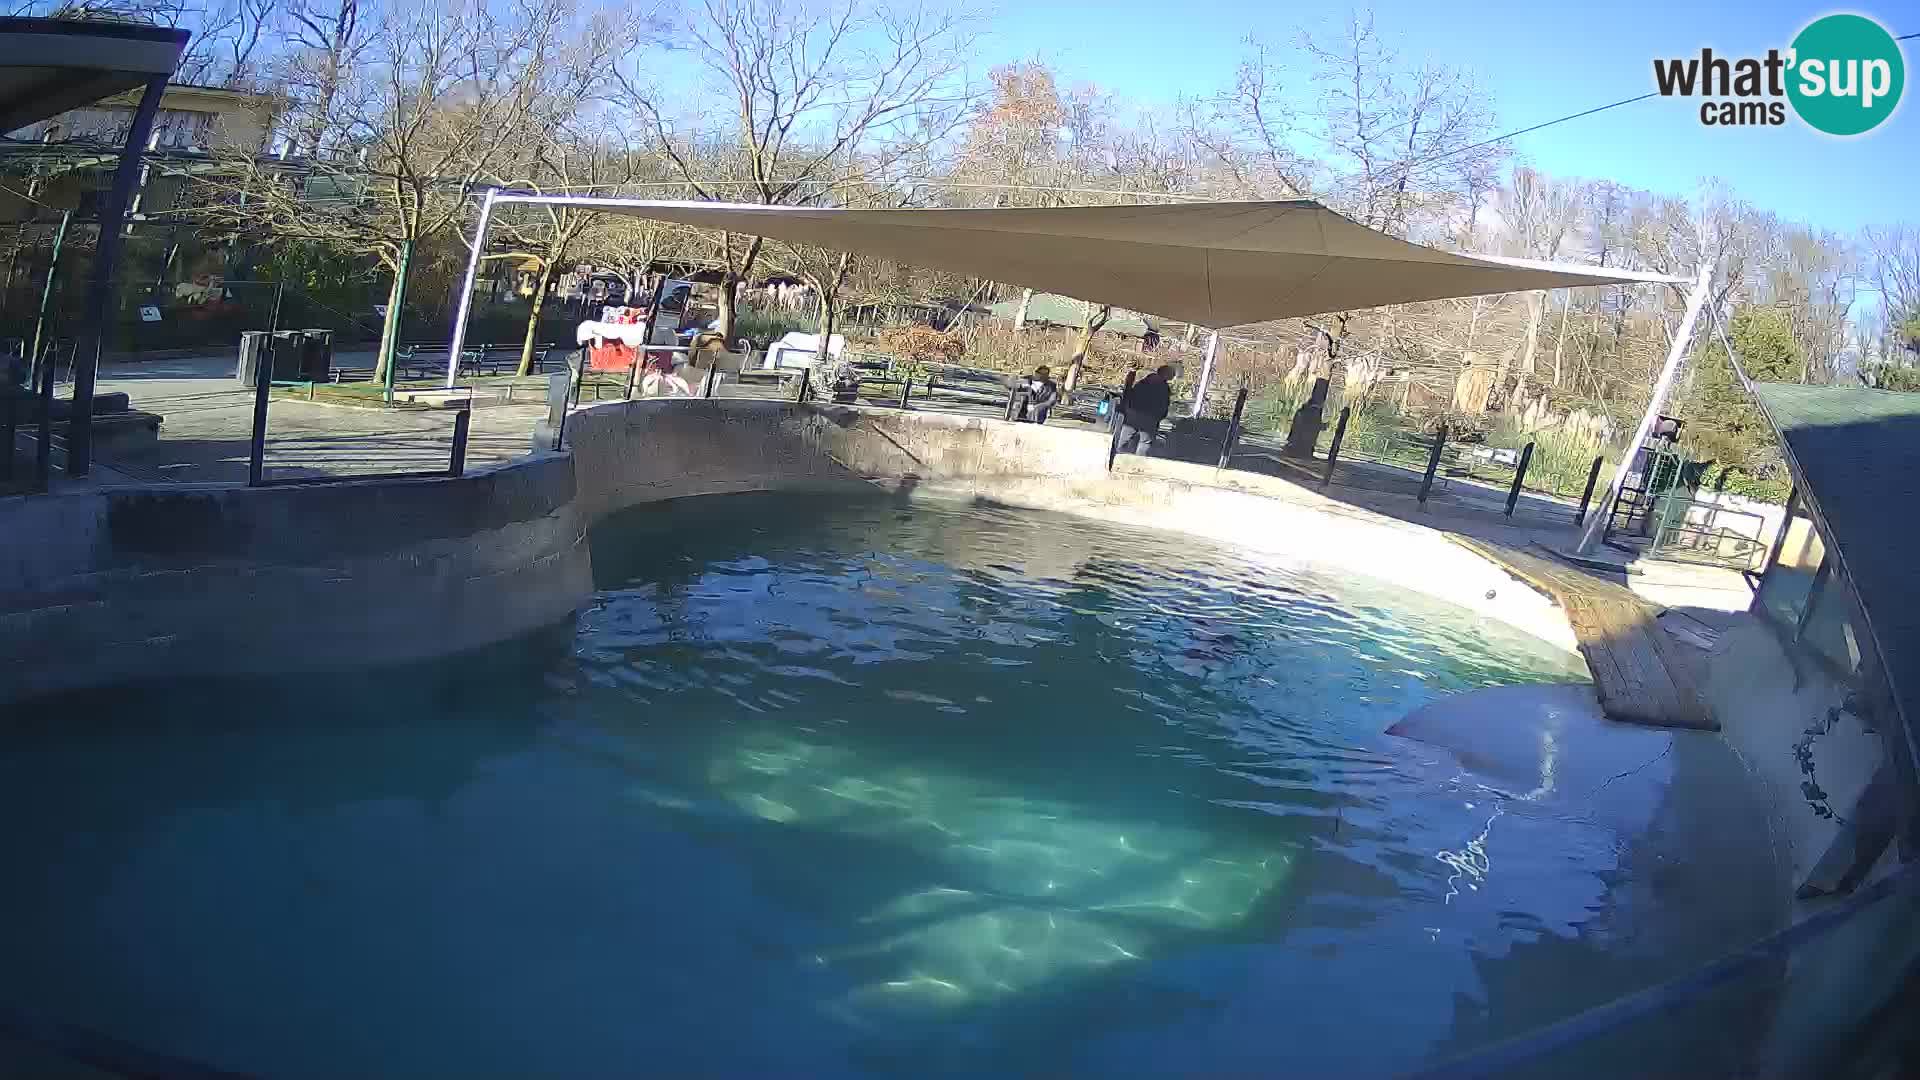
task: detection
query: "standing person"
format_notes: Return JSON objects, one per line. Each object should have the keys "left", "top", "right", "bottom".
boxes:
{"left": 1117, "top": 364, "right": 1173, "bottom": 454}
{"left": 1025, "top": 365, "right": 1059, "bottom": 424}
{"left": 640, "top": 317, "right": 691, "bottom": 397}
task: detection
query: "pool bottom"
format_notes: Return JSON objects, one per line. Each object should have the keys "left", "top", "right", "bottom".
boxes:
{"left": 0, "top": 494, "right": 1783, "bottom": 1078}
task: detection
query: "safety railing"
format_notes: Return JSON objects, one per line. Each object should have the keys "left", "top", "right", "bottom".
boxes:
{"left": 0, "top": 349, "right": 58, "bottom": 494}
{"left": 245, "top": 338, "right": 471, "bottom": 487}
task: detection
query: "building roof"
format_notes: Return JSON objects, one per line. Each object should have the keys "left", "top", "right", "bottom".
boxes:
{"left": 986, "top": 293, "right": 1153, "bottom": 336}
{"left": 0, "top": 18, "right": 188, "bottom": 133}
{"left": 477, "top": 195, "right": 1688, "bottom": 330}
{"left": 1752, "top": 382, "right": 1920, "bottom": 752}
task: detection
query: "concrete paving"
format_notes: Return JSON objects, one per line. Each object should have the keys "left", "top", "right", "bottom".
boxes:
{"left": 84, "top": 351, "right": 548, "bottom": 486}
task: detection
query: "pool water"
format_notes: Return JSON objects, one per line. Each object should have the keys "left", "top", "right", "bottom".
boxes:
{"left": 1, "top": 494, "right": 1778, "bottom": 1077}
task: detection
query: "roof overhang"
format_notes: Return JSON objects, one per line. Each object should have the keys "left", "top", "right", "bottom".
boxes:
{"left": 484, "top": 195, "right": 1690, "bottom": 329}
{"left": 0, "top": 17, "right": 188, "bottom": 134}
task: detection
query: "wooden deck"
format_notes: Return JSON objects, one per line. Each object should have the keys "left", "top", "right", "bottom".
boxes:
{"left": 1450, "top": 536, "right": 1717, "bottom": 730}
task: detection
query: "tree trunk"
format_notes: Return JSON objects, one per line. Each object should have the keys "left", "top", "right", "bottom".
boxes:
{"left": 517, "top": 260, "right": 556, "bottom": 377}
{"left": 371, "top": 264, "right": 406, "bottom": 386}
{"left": 1013, "top": 288, "right": 1033, "bottom": 330}
{"left": 812, "top": 252, "right": 852, "bottom": 362}
{"left": 1514, "top": 290, "right": 1545, "bottom": 404}
{"left": 716, "top": 274, "right": 740, "bottom": 344}
{"left": 1551, "top": 291, "right": 1571, "bottom": 388}
{"left": 1063, "top": 305, "right": 1111, "bottom": 394}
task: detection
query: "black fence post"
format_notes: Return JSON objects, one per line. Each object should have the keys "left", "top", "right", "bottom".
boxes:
{"left": 702, "top": 366, "right": 718, "bottom": 398}
{"left": 898, "top": 376, "right": 912, "bottom": 409}
{"left": 1322, "top": 406, "right": 1351, "bottom": 487}
{"left": 1575, "top": 455, "right": 1605, "bottom": 525}
{"left": 795, "top": 367, "right": 811, "bottom": 403}
{"left": 1217, "top": 385, "right": 1249, "bottom": 469}
{"left": 1003, "top": 385, "right": 1020, "bottom": 421}
{"left": 247, "top": 340, "right": 273, "bottom": 486}
{"left": 447, "top": 408, "right": 471, "bottom": 477}
{"left": 2, "top": 390, "right": 15, "bottom": 483}
{"left": 1417, "top": 423, "right": 1448, "bottom": 506}
{"left": 1107, "top": 410, "right": 1126, "bottom": 471}
{"left": 1505, "top": 442, "right": 1535, "bottom": 518}
{"left": 572, "top": 347, "right": 589, "bottom": 407}
{"left": 35, "top": 352, "right": 54, "bottom": 491}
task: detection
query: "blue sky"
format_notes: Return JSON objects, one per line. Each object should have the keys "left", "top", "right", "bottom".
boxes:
{"left": 972, "top": 0, "right": 1915, "bottom": 234}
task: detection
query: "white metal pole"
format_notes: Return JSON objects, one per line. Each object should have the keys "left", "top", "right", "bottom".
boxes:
{"left": 1190, "top": 330, "right": 1220, "bottom": 418}
{"left": 1575, "top": 263, "right": 1713, "bottom": 553}
{"left": 445, "top": 188, "right": 500, "bottom": 389}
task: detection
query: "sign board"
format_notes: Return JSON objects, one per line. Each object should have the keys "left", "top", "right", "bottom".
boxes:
{"left": 139, "top": 305, "right": 162, "bottom": 322}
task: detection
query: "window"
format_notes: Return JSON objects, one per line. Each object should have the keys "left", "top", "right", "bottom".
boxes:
{"left": 1756, "top": 510, "right": 1864, "bottom": 675}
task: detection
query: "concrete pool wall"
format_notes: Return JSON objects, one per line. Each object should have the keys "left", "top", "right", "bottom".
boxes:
{"left": 1, "top": 396, "right": 1577, "bottom": 704}
{"left": 1, "top": 395, "right": 1913, "bottom": 1071}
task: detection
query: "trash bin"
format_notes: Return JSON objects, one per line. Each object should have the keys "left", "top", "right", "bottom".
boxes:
{"left": 269, "top": 330, "right": 309, "bottom": 382}
{"left": 299, "top": 329, "right": 334, "bottom": 381}
{"left": 236, "top": 330, "right": 272, "bottom": 386}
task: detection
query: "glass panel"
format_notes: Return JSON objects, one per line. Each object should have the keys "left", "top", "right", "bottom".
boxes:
{"left": 1758, "top": 515, "right": 1825, "bottom": 627}
{"left": 1801, "top": 575, "right": 1862, "bottom": 674}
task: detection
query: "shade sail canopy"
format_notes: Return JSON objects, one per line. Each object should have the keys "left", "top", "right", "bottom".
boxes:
{"left": 0, "top": 18, "right": 188, "bottom": 134}
{"left": 494, "top": 196, "right": 1687, "bottom": 329}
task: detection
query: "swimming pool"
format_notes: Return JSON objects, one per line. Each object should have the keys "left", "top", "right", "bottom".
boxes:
{"left": 0, "top": 493, "right": 1781, "bottom": 1077}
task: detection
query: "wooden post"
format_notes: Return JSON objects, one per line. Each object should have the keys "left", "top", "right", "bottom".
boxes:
{"left": 898, "top": 376, "right": 912, "bottom": 409}
{"left": 1322, "top": 407, "right": 1351, "bottom": 486}
{"left": 1576, "top": 455, "right": 1605, "bottom": 525}
{"left": 1505, "top": 442, "right": 1535, "bottom": 518}
{"left": 1217, "top": 384, "right": 1249, "bottom": 468}
{"left": 1418, "top": 423, "right": 1448, "bottom": 505}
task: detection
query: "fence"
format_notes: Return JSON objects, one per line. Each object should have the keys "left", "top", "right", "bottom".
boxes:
{"left": 244, "top": 336, "right": 472, "bottom": 487}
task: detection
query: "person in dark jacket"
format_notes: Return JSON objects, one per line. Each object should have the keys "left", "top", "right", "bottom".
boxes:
{"left": 1024, "top": 365, "right": 1060, "bottom": 424}
{"left": 1117, "top": 364, "right": 1173, "bottom": 454}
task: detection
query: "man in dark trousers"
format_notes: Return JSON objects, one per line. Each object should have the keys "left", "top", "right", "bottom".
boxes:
{"left": 1024, "top": 365, "right": 1060, "bottom": 424}
{"left": 1116, "top": 364, "right": 1173, "bottom": 454}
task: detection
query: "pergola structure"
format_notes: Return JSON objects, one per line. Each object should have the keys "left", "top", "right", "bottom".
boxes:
{"left": 0, "top": 17, "right": 189, "bottom": 477}
{"left": 446, "top": 192, "right": 1712, "bottom": 553}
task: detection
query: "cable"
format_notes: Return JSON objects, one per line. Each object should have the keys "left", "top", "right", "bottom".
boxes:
{"left": 1383, "top": 91, "right": 1661, "bottom": 183}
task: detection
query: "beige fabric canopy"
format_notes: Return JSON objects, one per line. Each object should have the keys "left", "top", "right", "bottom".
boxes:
{"left": 491, "top": 196, "right": 1686, "bottom": 329}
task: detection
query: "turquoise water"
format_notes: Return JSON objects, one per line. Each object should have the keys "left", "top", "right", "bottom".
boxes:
{"left": 0, "top": 495, "right": 1776, "bottom": 1077}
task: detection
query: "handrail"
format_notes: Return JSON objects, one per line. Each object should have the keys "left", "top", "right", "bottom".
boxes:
{"left": 247, "top": 339, "right": 471, "bottom": 487}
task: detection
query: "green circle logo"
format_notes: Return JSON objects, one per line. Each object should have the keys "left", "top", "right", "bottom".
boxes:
{"left": 1787, "top": 14, "right": 1905, "bottom": 136}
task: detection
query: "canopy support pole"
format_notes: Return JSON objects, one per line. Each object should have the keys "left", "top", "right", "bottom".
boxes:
{"left": 67, "top": 74, "right": 166, "bottom": 477}
{"left": 446, "top": 187, "right": 499, "bottom": 390}
{"left": 1575, "top": 263, "right": 1713, "bottom": 554}
{"left": 1190, "top": 330, "right": 1219, "bottom": 418}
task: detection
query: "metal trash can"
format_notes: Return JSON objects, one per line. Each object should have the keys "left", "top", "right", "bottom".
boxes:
{"left": 269, "top": 330, "right": 309, "bottom": 382}
{"left": 236, "top": 330, "right": 272, "bottom": 386}
{"left": 299, "top": 329, "right": 334, "bottom": 381}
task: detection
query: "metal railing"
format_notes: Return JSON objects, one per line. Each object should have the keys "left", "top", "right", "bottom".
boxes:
{"left": 245, "top": 338, "right": 471, "bottom": 487}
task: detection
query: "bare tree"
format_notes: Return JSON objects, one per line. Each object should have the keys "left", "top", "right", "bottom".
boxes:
{"left": 1866, "top": 224, "right": 1920, "bottom": 358}
{"left": 196, "top": 0, "right": 561, "bottom": 381}
{"left": 616, "top": 0, "right": 979, "bottom": 341}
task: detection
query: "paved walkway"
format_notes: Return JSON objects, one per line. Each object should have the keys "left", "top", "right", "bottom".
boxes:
{"left": 85, "top": 352, "right": 548, "bottom": 486}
